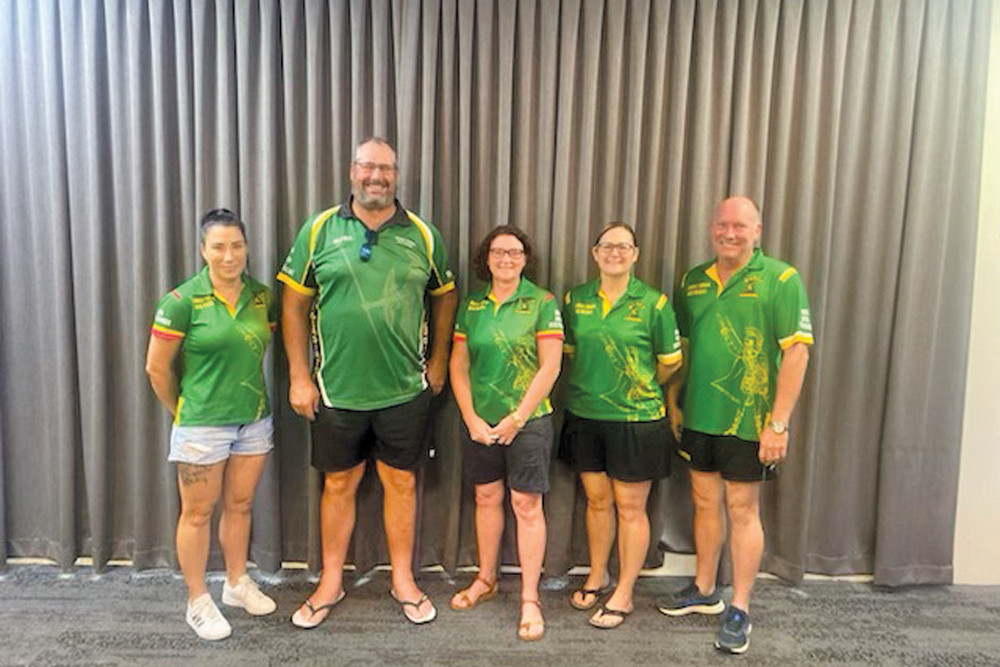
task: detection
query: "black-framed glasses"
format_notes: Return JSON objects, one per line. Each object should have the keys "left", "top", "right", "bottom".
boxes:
{"left": 360, "top": 229, "right": 378, "bottom": 262}
{"left": 488, "top": 247, "right": 525, "bottom": 259}
{"left": 596, "top": 242, "right": 636, "bottom": 254}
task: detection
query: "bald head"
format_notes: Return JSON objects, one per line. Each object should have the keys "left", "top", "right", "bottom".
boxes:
{"left": 711, "top": 195, "right": 762, "bottom": 269}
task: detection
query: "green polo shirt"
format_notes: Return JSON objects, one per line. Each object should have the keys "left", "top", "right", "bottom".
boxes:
{"left": 674, "top": 248, "right": 813, "bottom": 441}
{"left": 453, "top": 278, "right": 564, "bottom": 424}
{"left": 151, "top": 266, "right": 277, "bottom": 426}
{"left": 277, "top": 198, "right": 456, "bottom": 410}
{"left": 563, "top": 276, "right": 682, "bottom": 422}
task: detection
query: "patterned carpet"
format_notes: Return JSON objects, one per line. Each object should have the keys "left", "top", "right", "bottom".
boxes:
{"left": 0, "top": 565, "right": 998, "bottom": 666}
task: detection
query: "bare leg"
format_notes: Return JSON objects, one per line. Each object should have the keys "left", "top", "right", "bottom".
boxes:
{"left": 572, "top": 472, "right": 615, "bottom": 608}
{"left": 451, "top": 481, "right": 504, "bottom": 608}
{"left": 295, "top": 463, "right": 366, "bottom": 622}
{"left": 218, "top": 454, "right": 268, "bottom": 584}
{"left": 599, "top": 479, "right": 651, "bottom": 615}
{"left": 724, "top": 480, "right": 763, "bottom": 612}
{"left": 690, "top": 469, "right": 726, "bottom": 596}
{"left": 176, "top": 462, "right": 225, "bottom": 602}
{"left": 511, "top": 489, "right": 546, "bottom": 638}
{"left": 377, "top": 460, "right": 434, "bottom": 619}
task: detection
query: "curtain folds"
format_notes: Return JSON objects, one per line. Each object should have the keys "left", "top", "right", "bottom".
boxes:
{"left": 0, "top": 0, "right": 990, "bottom": 586}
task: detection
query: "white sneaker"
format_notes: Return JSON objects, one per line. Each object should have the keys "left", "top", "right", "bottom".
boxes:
{"left": 222, "top": 574, "right": 277, "bottom": 616}
{"left": 186, "top": 593, "right": 232, "bottom": 641}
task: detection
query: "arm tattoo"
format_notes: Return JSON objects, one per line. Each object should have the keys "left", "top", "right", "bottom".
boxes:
{"left": 178, "top": 463, "right": 211, "bottom": 486}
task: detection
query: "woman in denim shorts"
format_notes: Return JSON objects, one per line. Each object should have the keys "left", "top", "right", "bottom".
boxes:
{"left": 146, "top": 209, "right": 278, "bottom": 641}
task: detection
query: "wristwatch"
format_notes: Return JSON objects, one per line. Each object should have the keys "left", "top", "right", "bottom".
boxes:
{"left": 769, "top": 419, "right": 787, "bottom": 435}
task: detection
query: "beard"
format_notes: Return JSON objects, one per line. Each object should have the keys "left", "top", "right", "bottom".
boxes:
{"left": 353, "top": 179, "right": 395, "bottom": 210}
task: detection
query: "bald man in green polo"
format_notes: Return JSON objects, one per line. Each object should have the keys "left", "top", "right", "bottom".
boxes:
{"left": 658, "top": 196, "right": 813, "bottom": 654}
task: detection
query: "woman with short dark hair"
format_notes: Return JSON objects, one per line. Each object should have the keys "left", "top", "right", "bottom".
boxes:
{"left": 448, "top": 225, "right": 563, "bottom": 641}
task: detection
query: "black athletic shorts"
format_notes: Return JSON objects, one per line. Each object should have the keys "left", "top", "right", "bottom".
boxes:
{"left": 462, "top": 414, "right": 553, "bottom": 494}
{"left": 558, "top": 412, "right": 670, "bottom": 482}
{"left": 310, "top": 389, "right": 433, "bottom": 472}
{"left": 678, "top": 429, "right": 775, "bottom": 482}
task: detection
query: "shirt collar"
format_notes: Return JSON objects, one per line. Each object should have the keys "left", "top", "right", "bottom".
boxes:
{"left": 487, "top": 277, "right": 533, "bottom": 304}
{"left": 587, "top": 275, "right": 642, "bottom": 299}
{"left": 337, "top": 195, "right": 410, "bottom": 228}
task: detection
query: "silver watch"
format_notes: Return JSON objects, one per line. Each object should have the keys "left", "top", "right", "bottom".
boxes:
{"left": 769, "top": 419, "right": 787, "bottom": 435}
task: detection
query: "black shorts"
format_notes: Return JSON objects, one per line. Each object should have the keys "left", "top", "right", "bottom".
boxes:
{"left": 678, "top": 429, "right": 775, "bottom": 482}
{"left": 310, "top": 390, "right": 433, "bottom": 472}
{"left": 558, "top": 412, "right": 670, "bottom": 482}
{"left": 462, "top": 415, "right": 553, "bottom": 494}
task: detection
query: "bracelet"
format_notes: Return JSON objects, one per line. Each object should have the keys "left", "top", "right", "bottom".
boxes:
{"left": 509, "top": 411, "right": 526, "bottom": 429}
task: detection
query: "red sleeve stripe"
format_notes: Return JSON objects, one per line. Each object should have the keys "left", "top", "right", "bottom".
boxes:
{"left": 151, "top": 325, "right": 184, "bottom": 340}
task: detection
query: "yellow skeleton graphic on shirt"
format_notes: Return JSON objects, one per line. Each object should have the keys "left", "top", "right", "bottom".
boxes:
{"left": 599, "top": 333, "right": 658, "bottom": 415}
{"left": 711, "top": 314, "right": 769, "bottom": 435}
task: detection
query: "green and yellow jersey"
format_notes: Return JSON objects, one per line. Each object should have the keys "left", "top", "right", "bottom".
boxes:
{"left": 675, "top": 248, "right": 813, "bottom": 441}
{"left": 453, "top": 278, "right": 563, "bottom": 424}
{"left": 151, "top": 266, "right": 277, "bottom": 426}
{"left": 277, "top": 198, "right": 456, "bottom": 410}
{"left": 563, "top": 276, "right": 682, "bottom": 422}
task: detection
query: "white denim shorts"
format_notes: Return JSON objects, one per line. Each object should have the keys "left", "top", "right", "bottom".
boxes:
{"left": 168, "top": 415, "right": 274, "bottom": 465}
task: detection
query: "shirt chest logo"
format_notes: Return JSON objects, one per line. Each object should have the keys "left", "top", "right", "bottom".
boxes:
{"left": 192, "top": 295, "right": 214, "bottom": 310}
{"left": 514, "top": 299, "right": 533, "bottom": 315}
{"left": 624, "top": 301, "right": 645, "bottom": 322}
{"left": 574, "top": 302, "right": 597, "bottom": 315}
{"left": 739, "top": 275, "right": 760, "bottom": 298}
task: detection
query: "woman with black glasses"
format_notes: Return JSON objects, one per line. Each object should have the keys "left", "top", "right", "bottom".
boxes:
{"left": 559, "top": 222, "right": 682, "bottom": 629}
{"left": 448, "top": 225, "right": 563, "bottom": 641}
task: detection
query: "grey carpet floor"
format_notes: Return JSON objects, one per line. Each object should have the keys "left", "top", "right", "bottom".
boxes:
{"left": 1, "top": 565, "right": 998, "bottom": 666}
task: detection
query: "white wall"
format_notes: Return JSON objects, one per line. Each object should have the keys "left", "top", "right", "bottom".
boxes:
{"left": 954, "top": 0, "right": 1000, "bottom": 586}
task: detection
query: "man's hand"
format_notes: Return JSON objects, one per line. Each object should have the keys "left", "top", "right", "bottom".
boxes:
{"left": 290, "top": 377, "right": 321, "bottom": 421}
{"left": 426, "top": 354, "right": 448, "bottom": 395}
{"left": 758, "top": 426, "right": 788, "bottom": 465}
{"left": 668, "top": 406, "right": 684, "bottom": 442}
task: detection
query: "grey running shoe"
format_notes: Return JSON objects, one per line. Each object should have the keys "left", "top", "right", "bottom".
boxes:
{"left": 656, "top": 582, "right": 726, "bottom": 616}
{"left": 715, "top": 605, "right": 752, "bottom": 654}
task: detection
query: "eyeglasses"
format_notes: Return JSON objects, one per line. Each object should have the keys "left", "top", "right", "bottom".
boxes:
{"left": 489, "top": 248, "right": 525, "bottom": 259}
{"left": 359, "top": 229, "right": 378, "bottom": 262}
{"left": 354, "top": 161, "right": 397, "bottom": 175}
{"left": 596, "top": 242, "right": 636, "bottom": 254}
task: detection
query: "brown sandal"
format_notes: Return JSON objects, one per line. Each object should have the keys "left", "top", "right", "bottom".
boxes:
{"left": 450, "top": 576, "right": 498, "bottom": 610}
{"left": 518, "top": 599, "right": 545, "bottom": 641}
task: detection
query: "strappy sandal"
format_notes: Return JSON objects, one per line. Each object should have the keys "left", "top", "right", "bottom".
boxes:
{"left": 290, "top": 589, "right": 346, "bottom": 629}
{"left": 390, "top": 590, "right": 438, "bottom": 625}
{"left": 450, "top": 576, "right": 498, "bottom": 610}
{"left": 518, "top": 598, "right": 545, "bottom": 642}
{"left": 569, "top": 579, "right": 614, "bottom": 610}
{"left": 588, "top": 604, "right": 632, "bottom": 629}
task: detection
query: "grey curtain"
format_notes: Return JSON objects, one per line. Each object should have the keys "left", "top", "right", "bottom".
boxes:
{"left": 0, "top": 0, "right": 990, "bottom": 587}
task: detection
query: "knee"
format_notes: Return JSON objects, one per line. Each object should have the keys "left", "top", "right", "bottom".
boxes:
{"left": 510, "top": 492, "right": 543, "bottom": 521}
{"left": 180, "top": 503, "right": 214, "bottom": 528}
{"left": 585, "top": 488, "right": 614, "bottom": 513}
{"left": 691, "top": 488, "right": 723, "bottom": 515}
{"left": 725, "top": 496, "right": 760, "bottom": 528}
{"left": 475, "top": 484, "right": 504, "bottom": 509}
{"left": 323, "top": 471, "right": 361, "bottom": 498}
{"left": 224, "top": 494, "right": 254, "bottom": 516}
{"left": 615, "top": 499, "right": 647, "bottom": 525}
{"left": 379, "top": 468, "right": 416, "bottom": 497}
